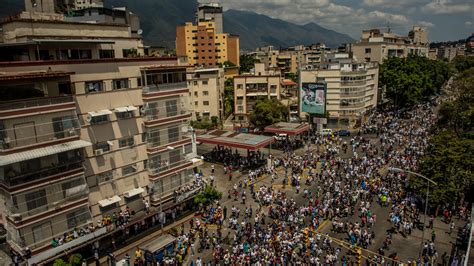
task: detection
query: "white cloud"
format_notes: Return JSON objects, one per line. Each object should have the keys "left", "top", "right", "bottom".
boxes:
{"left": 422, "top": 0, "right": 472, "bottom": 14}
{"left": 362, "top": 0, "right": 428, "bottom": 9}
{"left": 418, "top": 21, "right": 434, "bottom": 27}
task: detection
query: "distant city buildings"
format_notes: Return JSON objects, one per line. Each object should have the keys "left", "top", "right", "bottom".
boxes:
{"left": 350, "top": 26, "right": 429, "bottom": 63}
{"left": 246, "top": 43, "right": 328, "bottom": 76}
{"left": 176, "top": 3, "right": 240, "bottom": 67}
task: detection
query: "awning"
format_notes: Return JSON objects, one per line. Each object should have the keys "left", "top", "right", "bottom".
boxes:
{"left": 123, "top": 187, "right": 145, "bottom": 198}
{"left": 98, "top": 195, "right": 121, "bottom": 208}
{"left": 115, "top": 106, "right": 138, "bottom": 113}
{"left": 0, "top": 140, "right": 92, "bottom": 166}
{"left": 88, "top": 110, "right": 112, "bottom": 117}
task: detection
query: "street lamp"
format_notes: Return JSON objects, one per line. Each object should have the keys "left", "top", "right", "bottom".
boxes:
{"left": 388, "top": 167, "right": 437, "bottom": 254}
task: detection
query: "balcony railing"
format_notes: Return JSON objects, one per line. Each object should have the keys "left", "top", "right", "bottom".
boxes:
{"left": 147, "top": 158, "right": 188, "bottom": 176}
{"left": 341, "top": 91, "right": 366, "bottom": 97}
{"left": 339, "top": 103, "right": 366, "bottom": 109}
{"left": 143, "top": 82, "right": 188, "bottom": 94}
{"left": 6, "top": 179, "right": 89, "bottom": 218}
{"left": 144, "top": 108, "right": 190, "bottom": 122}
{"left": 0, "top": 96, "right": 74, "bottom": 112}
{"left": 147, "top": 134, "right": 192, "bottom": 149}
{"left": 340, "top": 80, "right": 367, "bottom": 86}
{"left": 1, "top": 118, "right": 80, "bottom": 150}
{"left": 2, "top": 161, "right": 84, "bottom": 187}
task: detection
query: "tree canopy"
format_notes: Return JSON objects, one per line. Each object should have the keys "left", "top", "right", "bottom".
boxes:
{"left": 249, "top": 98, "right": 289, "bottom": 128}
{"left": 379, "top": 56, "right": 451, "bottom": 107}
{"left": 414, "top": 67, "right": 474, "bottom": 206}
{"left": 239, "top": 54, "right": 258, "bottom": 73}
{"left": 194, "top": 186, "right": 222, "bottom": 206}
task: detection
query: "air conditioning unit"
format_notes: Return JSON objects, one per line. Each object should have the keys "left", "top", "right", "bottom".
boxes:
{"left": 94, "top": 149, "right": 104, "bottom": 156}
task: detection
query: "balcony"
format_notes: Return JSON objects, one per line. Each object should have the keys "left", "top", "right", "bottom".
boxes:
{"left": 0, "top": 96, "right": 74, "bottom": 112}
{"left": 143, "top": 101, "right": 191, "bottom": 125}
{"left": 340, "top": 80, "right": 367, "bottom": 86}
{"left": 146, "top": 124, "right": 193, "bottom": 150}
{"left": 5, "top": 176, "right": 89, "bottom": 220}
{"left": 339, "top": 103, "right": 366, "bottom": 109}
{"left": 341, "top": 91, "right": 366, "bottom": 98}
{"left": 0, "top": 118, "right": 80, "bottom": 151}
{"left": 147, "top": 158, "right": 193, "bottom": 179}
{"left": 2, "top": 160, "right": 84, "bottom": 189}
{"left": 143, "top": 82, "right": 188, "bottom": 94}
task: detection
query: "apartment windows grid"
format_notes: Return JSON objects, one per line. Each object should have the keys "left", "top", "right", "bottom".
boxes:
{"left": 119, "top": 136, "right": 134, "bottom": 148}
{"left": 85, "top": 81, "right": 103, "bottom": 93}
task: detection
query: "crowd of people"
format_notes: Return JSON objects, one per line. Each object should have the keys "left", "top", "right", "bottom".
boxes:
{"left": 185, "top": 98, "right": 471, "bottom": 265}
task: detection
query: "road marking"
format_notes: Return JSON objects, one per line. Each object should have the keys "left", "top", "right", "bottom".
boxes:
{"left": 316, "top": 220, "right": 329, "bottom": 231}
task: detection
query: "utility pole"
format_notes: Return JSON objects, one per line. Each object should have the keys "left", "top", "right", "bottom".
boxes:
{"left": 463, "top": 205, "right": 474, "bottom": 266}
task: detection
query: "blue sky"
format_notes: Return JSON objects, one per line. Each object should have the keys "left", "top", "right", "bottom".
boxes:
{"left": 218, "top": 0, "right": 473, "bottom": 41}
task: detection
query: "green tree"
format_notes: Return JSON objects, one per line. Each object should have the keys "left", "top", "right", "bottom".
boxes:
{"left": 379, "top": 56, "right": 450, "bottom": 107}
{"left": 68, "top": 254, "right": 83, "bottom": 266}
{"left": 286, "top": 72, "right": 297, "bottom": 83}
{"left": 224, "top": 78, "right": 234, "bottom": 117}
{"left": 53, "top": 259, "right": 68, "bottom": 266}
{"left": 413, "top": 67, "right": 474, "bottom": 207}
{"left": 249, "top": 98, "right": 289, "bottom": 128}
{"left": 194, "top": 186, "right": 222, "bottom": 206}
{"left": 239, "top": 54, "right": 257, "bottom": 73}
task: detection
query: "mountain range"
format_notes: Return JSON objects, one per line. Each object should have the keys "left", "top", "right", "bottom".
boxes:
{"left": 0, "top": 0, "right": 354, "bottom": 50}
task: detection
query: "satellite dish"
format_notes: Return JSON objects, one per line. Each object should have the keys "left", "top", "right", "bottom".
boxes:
{"left": 85, "top": 114, "right": 93, "bottom": 123}
{"left": 137, "top": 29, "right": 143, "bottom": 35}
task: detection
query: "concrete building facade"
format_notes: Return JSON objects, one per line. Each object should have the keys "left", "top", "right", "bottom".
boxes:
{"left": 197, "top": 3, "right": 223, "bottom": 34}
{"left": 187, "top": 68, "right": 225, "bottom": 121}
{"left": 0, "top": 3, "right": 199, "bottom": 263}
{"left": 300, "top": 53, "right": 379, "bottom": 128}
{"left": 351, "top": 27, "right": 429, "bottom": 63}
{"left": 176, "top": 22, "right": 239, "bottom": 67}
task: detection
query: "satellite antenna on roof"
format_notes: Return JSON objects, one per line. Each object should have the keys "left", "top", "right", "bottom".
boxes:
{"left": 137, "top": 29, "right": 143, "bottom": 35}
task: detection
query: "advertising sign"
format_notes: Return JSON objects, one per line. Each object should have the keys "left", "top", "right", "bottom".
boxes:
{"left": 301, "top": 82, "right": 326, "bottom": 115}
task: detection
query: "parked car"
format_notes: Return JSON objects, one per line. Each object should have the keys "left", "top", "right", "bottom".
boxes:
{"left": 337, "top": 129, "right": 351, "bottom": 136}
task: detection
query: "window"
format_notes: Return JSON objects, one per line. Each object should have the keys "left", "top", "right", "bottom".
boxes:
{"left": 166, "top": 100, "right": 178, "bottom": 117}
{"left": 195, "top": 101, "right": 198, "bottom": 106}
{"left": 67, "top": 207, "right": 90, "bottom": 229}
{"left": 97, "top": 171, "right": 113, "bottom": 183}
{"left": 122, "top": 164, "right": 137, "bottom": 176}
{"left": 147, "top": 130, "right": 160, "bottom": 146}
{"left": 169, "top": 150, "right": 181, "bottom": 165}
{"left": 168, "top": 126, "right": 179, "bottom": 142}
{"left": 25, "top": 189, "right": 47, "bottom": 211}
{"left": 62, "top": 178, "right": 85, "bottom": 198}
{"left": 85, "top": 81, "right": 103, "bottom": 93}
{"left": 94, "top": 142, "right": 111, "bottom": 152}
{"left": 194, "top": 91, "right": 198, "bottom": 96}
{"left": 365, "top": 48, "right": 372, "bottom": 53}
{"left": 119, "top": 137, "right": 134, "bottom": 148}
{"left": 237, "top": 84, "right": 243, "bottom": 89}
{"left": 52, "top": 116, "right": 77, "bottom": 138}
{"left": 113, "top": 79, "right": 129, "bottom": 90}
{"left": 203, "top": 101, "right": 209, "bottom": 106}
{"left": 203, "top": 91, "right": 209, "bottom": 96}
{"left": 116, "top": 111, "right": 134, "bottom": 119}
{"left": 238, "top": 116, "right": 244, "bottom": 121}
{"left": 99, "top": 49, "right": 115, "bottom": 59}
{"left": 238, "top": 106, "right": 243, "bottom": 112}
{"left": 90, "top": 114, "right": 108, "bottom": 124}
{"left": 184, "top": 144, "right": 193, "bottom": 154}
{"left": 203, "top": 81, "right": 208, "bottom": 85}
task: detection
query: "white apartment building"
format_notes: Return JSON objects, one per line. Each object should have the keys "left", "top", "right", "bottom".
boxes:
{"left": 0, "top": 1, "right": 199, "bottom": 262}
{"left": 187, "top": 68, "right": 225, "bottom": 121}
{"left": 300, "top": 53, "right": 379, "bottom": 128}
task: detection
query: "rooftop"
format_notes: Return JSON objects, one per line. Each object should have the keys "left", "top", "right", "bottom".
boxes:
{"left": 264, "top": 122, "right": 310, "bottom": 136}
{"left": 196, "top": 130, "right": 275, "bottom": 151}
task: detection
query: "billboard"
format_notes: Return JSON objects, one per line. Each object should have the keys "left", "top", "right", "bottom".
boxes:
{"left": 301, "top": 82, "right": 326, "bottom": 115}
